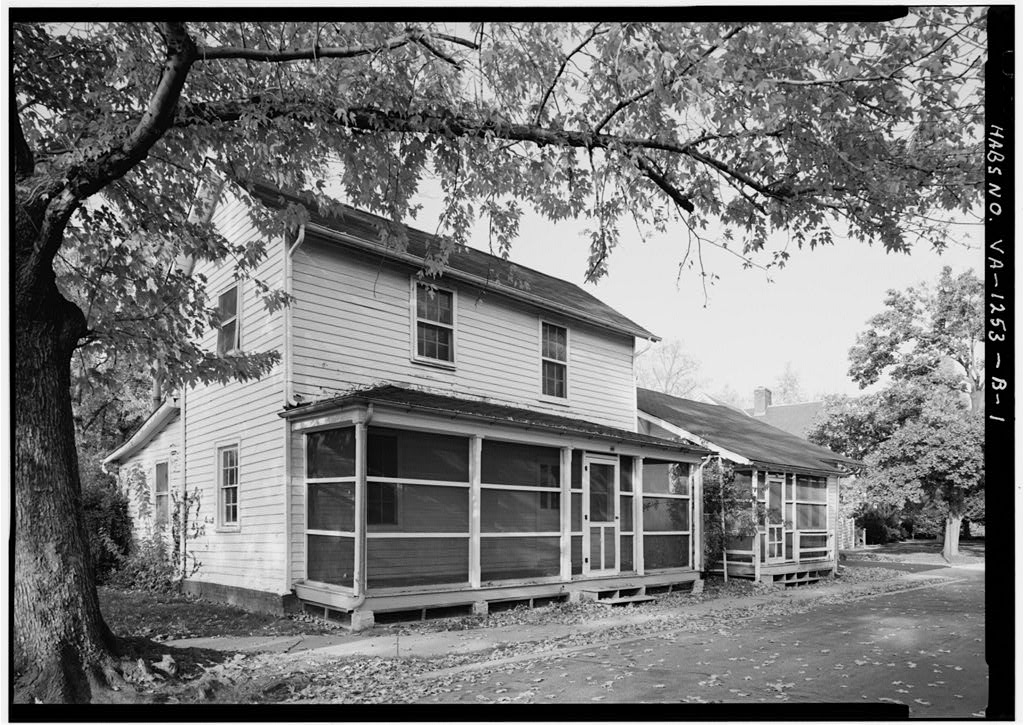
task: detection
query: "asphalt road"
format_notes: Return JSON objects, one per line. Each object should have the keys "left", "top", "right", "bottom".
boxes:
{"left": 423, "top": 568, "right": 987, "bottom": 717}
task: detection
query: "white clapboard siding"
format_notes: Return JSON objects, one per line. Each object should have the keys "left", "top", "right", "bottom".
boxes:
{"left": 182, "top": 192, "right": 288, "bottom": 595}
{"left": 290, "top": 237, "right": 638, "bottom": 430}
{"left": 117, "top": 416, "right": 182, "bottom": 541}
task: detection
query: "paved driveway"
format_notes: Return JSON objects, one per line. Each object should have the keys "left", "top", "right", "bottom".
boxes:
{"left": 421, "top": 568, "right": 986, "bottom": 718}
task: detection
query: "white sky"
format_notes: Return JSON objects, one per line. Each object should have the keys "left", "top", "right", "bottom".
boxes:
{"left": 410, "top": 183, "right": 983, "bottom": 402}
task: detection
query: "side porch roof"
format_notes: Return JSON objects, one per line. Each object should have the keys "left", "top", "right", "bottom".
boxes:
{"left": 102, "top": 399, "right": 180, "bottom": 467}
{"left": 637, "top": 388, "right": 861, "bottom": 475}
{"left": 282, "top": 384, "right": 708, "bottom": 456}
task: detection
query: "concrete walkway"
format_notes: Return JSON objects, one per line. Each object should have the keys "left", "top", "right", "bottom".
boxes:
{"left": 164, "top": 569, "right": 962, "bottom": 661}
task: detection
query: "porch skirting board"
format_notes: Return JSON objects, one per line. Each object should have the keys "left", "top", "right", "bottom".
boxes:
{"left": 295, "top": 570, "right": 701, "bottom": 615}
{"left": 724, "top": 559, "right": 834, "bottom": 583}
{"left": 181, "top": 579, "right": 300, "bottom": 615}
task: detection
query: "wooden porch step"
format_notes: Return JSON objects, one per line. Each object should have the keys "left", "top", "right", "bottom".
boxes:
{"left": 593, "top": 594, "right": 656, "bottom": 606}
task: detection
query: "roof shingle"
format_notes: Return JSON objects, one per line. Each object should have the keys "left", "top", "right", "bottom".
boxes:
{"left": 638, "top": 388, "right": 859, "bottom": 473}
{"left": 247, "top": 182, "right": 657, "bottom": 341}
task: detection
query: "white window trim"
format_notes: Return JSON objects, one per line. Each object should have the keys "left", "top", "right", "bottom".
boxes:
{"left": 216, "top": 441, "right": 241, "bottom": 532}
{"left": 538, "top": 318, "right": 570, "bottom": 403}
{"left": 217, "top": 283, "right": 242, "bottom": 355}
{"left": 410, "top": 277, "right": 457, "bottom": 369}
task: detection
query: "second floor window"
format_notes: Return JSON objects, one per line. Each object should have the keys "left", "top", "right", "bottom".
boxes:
{"left": 541, "top": 322, "right": 568, "bottom": 398}
{"left": 415, "top": 284, "right": 455, "bottom": 363}
{"left": 217, "top": 285, "right": 240, "bottom": 355}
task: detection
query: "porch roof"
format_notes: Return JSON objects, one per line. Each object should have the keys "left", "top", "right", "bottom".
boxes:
{"left": 637, "top": 388, "right": 861, "bottom": 474}
{"left": 281, "top": 384, "right": 708, "bottom": 455}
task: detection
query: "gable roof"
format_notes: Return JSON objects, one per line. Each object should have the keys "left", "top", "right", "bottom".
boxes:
{"left": 102, "top": 400, "right": 179, "bottom": 467}
{"left": 637, "top": 388, "right": 859, "bottom": 474}
{"left": 282, "top": 384, "right": 707, "bottom": 455}
{"left": 246, "top": 182, "right": 657, "bottom": 342}
{"left": 745, "top": 401, "right": 825, "bottom": 439}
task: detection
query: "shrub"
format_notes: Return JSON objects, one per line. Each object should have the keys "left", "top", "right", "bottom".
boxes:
{"left": 80, "top": 463, "right": 133, "bottom": 583}
{"left": 107, "top": 533, "right": 178, "bottom": 592}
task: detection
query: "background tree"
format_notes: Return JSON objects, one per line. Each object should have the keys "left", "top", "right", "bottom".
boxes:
{"left": 13, "top": 14, "right": 986, "bottom": 702}
{"left": 772, "top": 361, "right": 804, "bottom": 403}
{"left": 848, "top": 266, "right": 984, "bottom": 398}
{"left": 636, "top": 339, "right": 705, "bottom": 397}
{"left": 809, "top": 267, "right": 984, "bottom": 557}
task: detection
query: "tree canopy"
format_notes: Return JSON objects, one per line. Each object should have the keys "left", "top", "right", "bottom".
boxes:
{"left": 16, "top": 15, "right": 986, "bottom": 396}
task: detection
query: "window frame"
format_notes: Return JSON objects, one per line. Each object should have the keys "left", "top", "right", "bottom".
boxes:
{"left": 410, "top": 278, "right": 457, "bottom": 368}
{"left": 154, "top": 460, "right": 170, "bottom": 531}
{"left": 216, "top": 283, "right": 241, "bottom": 355}
{"left": 216, "top": 442, "right": 241, "bottom": 532}
{"left": 538, "top": 319, "right": 569, "bottom": 402}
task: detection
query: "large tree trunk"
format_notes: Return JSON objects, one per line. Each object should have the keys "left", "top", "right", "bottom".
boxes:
{"left": 941, "top": 512, "right": 963, "bottom": 562}
{"left": 14, "top": 198, "right": 120, "bottom": 703}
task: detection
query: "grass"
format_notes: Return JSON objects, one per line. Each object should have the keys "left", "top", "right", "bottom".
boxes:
{"left": 845, "top": 538, "right": 985, "bottom": 566}
{"left": 99, "top": 586, "right": 337, "bottom": 641}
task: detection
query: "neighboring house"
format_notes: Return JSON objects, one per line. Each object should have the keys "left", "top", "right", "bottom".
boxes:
{"left": 745, "top": 387, "right": 825, "bottom": 439}
{"left": 637, "top": 388, "right": 859, "bottom": 586}
{"left": 104, "top": 180, "right": 709, "bottom": 628}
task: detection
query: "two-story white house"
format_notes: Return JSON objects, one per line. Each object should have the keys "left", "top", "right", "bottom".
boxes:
{"left": 104, "top": 181, "right": 709, "bottom": 628}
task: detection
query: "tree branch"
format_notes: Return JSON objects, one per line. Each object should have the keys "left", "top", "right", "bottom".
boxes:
{"left": 195, "top": 29, "right": 478, "bottom": 63}
{"left": 535, "top": 24, "right": 606, "bottom": 124}
{"left": 634, "top": 156, "right": 694, "bottom": 213}
{"left": 593, "top": 24, "right": 744, "bottom": 134}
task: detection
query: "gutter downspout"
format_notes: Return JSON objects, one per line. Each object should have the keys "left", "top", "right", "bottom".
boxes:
{"left": 282, "top": 224, "right": 306, "bottom": 596}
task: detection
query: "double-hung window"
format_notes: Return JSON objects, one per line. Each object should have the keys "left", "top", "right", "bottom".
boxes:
{"left": 154, "top": 462, "right": 169, "bottom": 530}
{"left": 217, "top": 285, "right": 240, "bottom": 355}
{"left": 541, "top": 322, "right": 568, "bottom": 398}
{"left": 218, "top": 444, "right": 239, "bottom": 529}
{"left": 414, "top": 283, "right": 455, "bottom": 364}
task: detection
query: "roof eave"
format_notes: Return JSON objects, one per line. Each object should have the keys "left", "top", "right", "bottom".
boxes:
{"left": 102, "top": 401, "right": 180, "bottom": 467}
{"left": 304, "top": 221, "right": 660, "bottom": 342}
{"left": 281, "top": 393, "right": 700, "bottom": 454}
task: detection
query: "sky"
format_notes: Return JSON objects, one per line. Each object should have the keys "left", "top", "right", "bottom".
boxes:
{"left": 409, "top": 183, "right": 983, "bottom": 403}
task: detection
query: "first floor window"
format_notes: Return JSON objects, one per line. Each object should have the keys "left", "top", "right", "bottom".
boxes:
{"left": 217, "top": 285, "right": 240, "bottom": 355}
{"left": 154, "top": 461, "right": 169, "bottom": 529}
{"left": 540, "top": 322, "right": 567, "bottom": 398}
{"left": 219, "top": 445, "right": 239, "bottom": 527}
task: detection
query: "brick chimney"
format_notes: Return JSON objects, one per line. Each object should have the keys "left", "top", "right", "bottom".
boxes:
{"left": 753, "top": 387, "right": 772, "bottom": 415}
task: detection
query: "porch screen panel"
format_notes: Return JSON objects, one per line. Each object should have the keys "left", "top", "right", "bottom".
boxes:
{"left": 367, "top": 483, "right": 468, "bottom": 532}
{"left": 307, "top": 482, "right": 354, "bottom": 531}
{"left": 571, "top": 493, "right": 582, "bottom": 532}
{"left": 366, "top": 537, "right": 468, "bottom": 588}
{"left": 481, "top": 441, "right": 560, "bottom": 487}
{"left": 643, "top": 534, "right": 690, "bottom": 570}
{"left": 368, "top": 428, "right": 469, "bottom": 481}
{"left": 641, "top": 459, "right": 693, "bottom": 570}
{"left": 306, "top": 428, "right": 356, "bottom": 478}
{"left": 796, "top": 476, "right": 827, "bottom": 502}
{"left": 642, "top": 498, "right": 690, "bottom": 531}
{"left": 796, "top": 504, "right": 828, "bottom": 529}
{"left": 480, "top": 537, "right": 561, "bottom": 581}
{"left": 618, "top": 455, "right": 633, "bottom": 492}
{"left": 482, "top": 489, "right": 560, "bottom": 532}
{"left": 619, "top": 496, "right": 633, "bottom": 532}
{"left": 480, "top": 440, "right": 564, "bottom": 582}
{"left": 307, "top": 535, "right": 354, "bottom": 586}
{"left": 365, "top": 426, "right": 470, "bottom": 591}
{"left": 305, "top": 427, "right": 357, "bottom": 588}
{"left": 571, "top": 535, "right": 583, "bottom": 575}
{"left": 620, "top": 535, "right": 634, "bottom": 571}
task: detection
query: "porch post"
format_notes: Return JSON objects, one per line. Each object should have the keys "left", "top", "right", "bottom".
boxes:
{"left": 354, "top": 419, "right": 367, "bottom": 596}
{"left": 829, "top": 475, "right": 839, "bottom": 575}
{"left": 692, "top": 459, "right": 702, "bottom": 572}
{"left": 560, "top": 446, "right": 571, "bottom": 581}
{"left": 469, "top": 435, "right": 482, "bottom": 588}
{"left": 753, "top": 526, "right": 761, "bottom": 583}
{"left": 634, "top": 457, "right": 644, "bottom": 576}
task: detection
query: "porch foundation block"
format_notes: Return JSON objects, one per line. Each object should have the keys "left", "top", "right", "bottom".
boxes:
{"left": 350, "top": 609, "right": 375, "bottom": 632}
{"left": 690, "top": 579, "right": 705, "bottom": 595}
{"left": 567, "top": 590, "right": 583, "bottom": 604}
{"left": 471, "top": 600, "right": 489, "bottom": 617}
